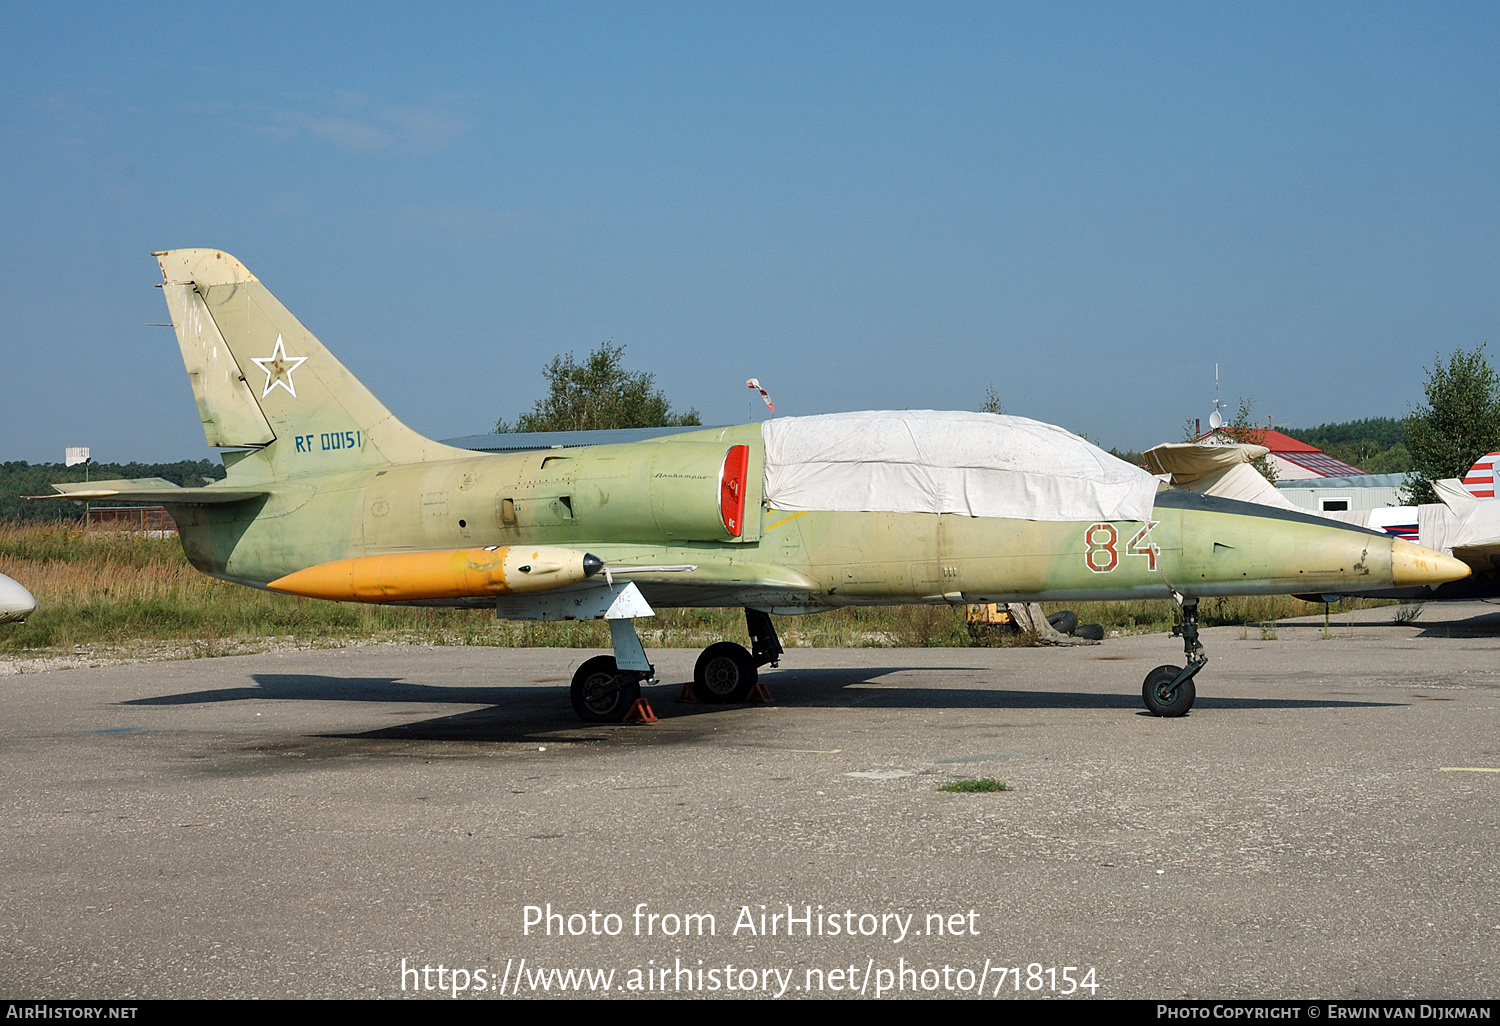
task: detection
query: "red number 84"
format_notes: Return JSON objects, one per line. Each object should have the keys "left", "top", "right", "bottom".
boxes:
{"left": 1084, "top": 521, "right": 1160, "bottom": 573}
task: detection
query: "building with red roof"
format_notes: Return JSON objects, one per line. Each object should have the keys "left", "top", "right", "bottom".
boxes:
{"left": 1197, "top": 427, "right": 1365, "bottom": 480}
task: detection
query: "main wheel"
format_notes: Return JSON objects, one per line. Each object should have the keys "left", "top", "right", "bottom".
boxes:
{"left": 570, "top": 655, "right": 641, "bottom": 722}
{"left": 694, "top": 642, "right": 756, "bottom": 703}
{"left": 1142, "top": 664, "right": 1195, "bottom": 717}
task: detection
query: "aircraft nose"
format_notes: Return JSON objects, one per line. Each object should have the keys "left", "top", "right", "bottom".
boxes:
{"left": 1390, "top": 539, "right": 1472, "bottom": 587}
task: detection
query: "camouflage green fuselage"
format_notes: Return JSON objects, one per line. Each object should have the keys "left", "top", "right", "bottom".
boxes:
{"left": 169, "top": 425, "right": 1394, "bottom": 613}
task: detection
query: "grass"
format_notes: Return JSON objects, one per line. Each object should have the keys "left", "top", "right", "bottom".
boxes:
{"left": 0, "top": 523, "right": 1396, "bottom": 660}
{"left": 1392, "top": 602, "right": 1425, "bottom": 625}
{"left": 938, "top": 778, "right": 1011, "bottom": 793}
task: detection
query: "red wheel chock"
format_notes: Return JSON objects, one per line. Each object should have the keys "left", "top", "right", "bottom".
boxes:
{"left": 676, "top": 680, "right": 773, "bottom": 705}
{"left": 623, "top": 698, "right": 658, "bottom": 724}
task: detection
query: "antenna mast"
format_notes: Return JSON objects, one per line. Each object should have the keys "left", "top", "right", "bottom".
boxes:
{"left": 1207, "top": 364, "right": 1226, "bottom": 431}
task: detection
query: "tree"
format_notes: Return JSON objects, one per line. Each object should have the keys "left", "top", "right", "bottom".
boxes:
{"left": 979, "top": 386, "right": 1003, "bottom": 415}
{"left": 1280, "top": 417, "right": 1411, "bottom": 473}
{"left": 1403, "top": 343, "right": 1500, "bottom": 504}
{"left": 1360, "top": 443, "right": 1412, "bottom": 474}
{"left": 495, "top": 342, "right": 701, "bottom": 433}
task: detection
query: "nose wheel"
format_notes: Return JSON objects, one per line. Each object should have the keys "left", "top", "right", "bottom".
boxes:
{"left": 1142, "top": 595, "right": 1205, "bottom": 717}
{"left": 1142, "top": 665, "right": 1196, "bottom": 717}
{"left": 570, "top": 655, "right": 645, "bottom": 722}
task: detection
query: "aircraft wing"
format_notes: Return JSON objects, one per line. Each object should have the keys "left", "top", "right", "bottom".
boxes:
{"left": 441, "top": 426, "right": 726, "bottom": 453}
{"left": 607, "top": 560, "right": 826, "bottom": 613}
{"left": 38, "top": 479, "right": 269, "bottom": 504}
{"left": 493, "top": 557, "right": 827, "bottom": 616}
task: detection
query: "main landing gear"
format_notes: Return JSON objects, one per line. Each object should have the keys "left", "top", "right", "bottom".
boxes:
{"left": 569, "top": 607, "right": 785, "bottom": 723}
{"left": 691, "top": 609, "right": 783, "bottom": 704}
{"left": 1142, "top": 595, "right": 1206, "bottom": 718}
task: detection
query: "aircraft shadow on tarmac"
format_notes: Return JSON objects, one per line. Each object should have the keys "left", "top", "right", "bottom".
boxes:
{"left": 1277, "top": 607, "right": 1500, "bottom": 638}
{"left": 120, "top": 668, "right": 1402, "bottom": 744}
{"left": 1412, "top": 609, "right": 1500, "bottom": 637}
{"left": 1276, "top": 618, "right": 1500, "bottom": 638}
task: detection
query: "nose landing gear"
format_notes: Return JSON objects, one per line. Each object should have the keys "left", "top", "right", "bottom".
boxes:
{"left": 1142, "top": 595, "right": 1205, "bottom": 717}
{"left": 570, "top": 655, "right": 646, "bottom": 722}
{"left": 569, "top": 597, "right": 658, "bottom": 723}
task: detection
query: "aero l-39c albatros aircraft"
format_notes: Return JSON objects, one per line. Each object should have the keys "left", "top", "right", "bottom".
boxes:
{"left": 42, "top": 250, "right": 1471, "bottom": 721}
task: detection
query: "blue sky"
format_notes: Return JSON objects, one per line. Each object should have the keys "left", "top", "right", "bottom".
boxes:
{"left": 2, "top": 2, "right": 1497, "bottom": 462}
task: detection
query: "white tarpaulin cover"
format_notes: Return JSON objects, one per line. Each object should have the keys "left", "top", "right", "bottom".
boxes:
{"left": 761, "top": 411, "right": 1159, "bottom": 523}
{"left": 1141, "top": 441, "right": 1305, "bottom": 511}
{"left": 1421, "top": 501, "right": 1459, "bottom": 555}
{"left": 1184, "top": 462, "right": 1308, "bottom": 510}
{"left": 1432, "top": 477, "right": 1500, "bottom": 556}
{"left": 1141, "top": 441, "right": 1270, "bottom": 483}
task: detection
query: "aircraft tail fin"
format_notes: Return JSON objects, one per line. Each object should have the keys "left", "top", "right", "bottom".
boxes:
{"left": 154, "top": 249, "right": 468, "bottom": 473}
{"left": 1461, "top": 451, "right": 1500, "bottom": 500}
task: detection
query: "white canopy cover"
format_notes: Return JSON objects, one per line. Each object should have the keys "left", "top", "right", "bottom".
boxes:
{"left": 1141, "top": 441, "right": 1306, "bottom": 512}
{"left": 761, "top": 411, "right": 1160, "bottom": 523}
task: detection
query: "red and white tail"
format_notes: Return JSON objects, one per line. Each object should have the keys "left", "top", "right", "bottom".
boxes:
{"left": 1462, "top": 451, "right": 1500, "bottom": 499}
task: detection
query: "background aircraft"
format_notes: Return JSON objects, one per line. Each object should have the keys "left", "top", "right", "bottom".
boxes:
{"left": 40, "top": 250, "right": 1470, "bottom": 720}
{"left": 0, "top": 572, "right": 36, "bottom": 625}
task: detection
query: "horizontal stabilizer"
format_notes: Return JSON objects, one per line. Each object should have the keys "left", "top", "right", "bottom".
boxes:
{"left": 35, "top": 479, "right": 268, "bottom": 505}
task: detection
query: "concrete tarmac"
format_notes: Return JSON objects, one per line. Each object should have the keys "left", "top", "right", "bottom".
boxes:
{"left": 2, "top": 603, "right": 1499, "bottom": 1000}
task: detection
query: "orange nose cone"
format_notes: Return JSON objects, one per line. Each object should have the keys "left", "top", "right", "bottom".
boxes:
{"left": 1390, "top": 539, "right": 1472, "bottom": 588}
{"left": 267, "top": 559, "right": 358, "bottom": 601}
